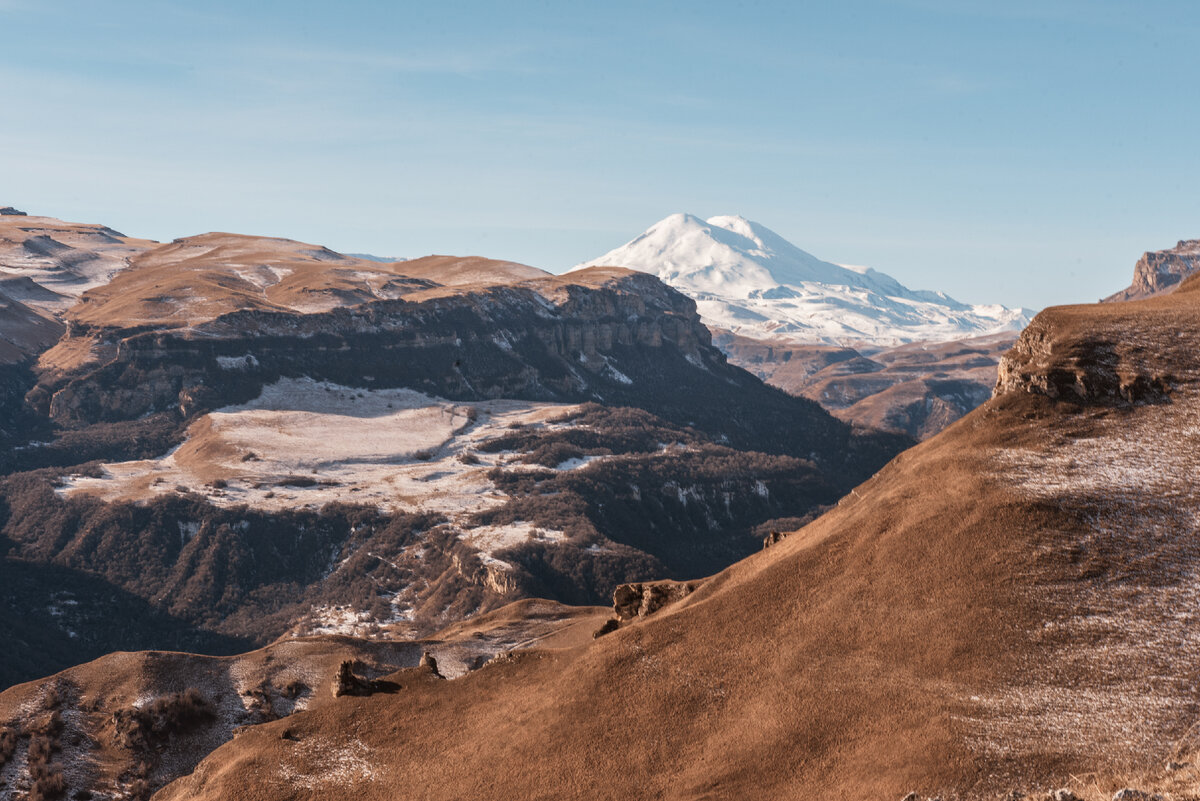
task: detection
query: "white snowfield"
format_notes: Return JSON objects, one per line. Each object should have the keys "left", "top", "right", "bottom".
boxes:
{"left": 59, "top": 378, "right": 583, "bottom": 562}
{"left": 574, "top": 213, "right": 1032, "bottom": 347}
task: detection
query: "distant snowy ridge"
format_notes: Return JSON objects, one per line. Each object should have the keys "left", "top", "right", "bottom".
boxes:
{"left": 573, "top": 213, "right": 1032, "bottom": 347}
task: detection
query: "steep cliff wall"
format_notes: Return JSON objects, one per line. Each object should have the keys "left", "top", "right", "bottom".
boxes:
{"left": 994, "top": 301, "right": 1181, "bottom": 405}
{"left": 1104, "top": 238, "right": 1200, "bottom": 303}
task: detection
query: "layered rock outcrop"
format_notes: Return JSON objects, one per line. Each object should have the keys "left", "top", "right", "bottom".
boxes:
{"left": 1105, "top": 239, "right": 1200, "bottom": 302}
{"left": 36, "top": 272, "right": 707, "bottom": 425}
{"left": 612, "top": 579, "right": 699, "bottom": 620}
{"left": 994, "top": 305, "right": 1178, "bottom": 405}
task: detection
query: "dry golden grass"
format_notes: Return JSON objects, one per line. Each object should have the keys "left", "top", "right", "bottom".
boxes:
{"left": 62, "top": 235, "right": 557, "bottom": 331}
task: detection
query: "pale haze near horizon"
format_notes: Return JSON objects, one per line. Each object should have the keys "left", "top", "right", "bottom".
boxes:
{"left": 2, "top": 0, "right": 1198, "bottom": 311}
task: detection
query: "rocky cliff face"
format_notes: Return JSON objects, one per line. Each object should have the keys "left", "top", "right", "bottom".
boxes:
{"left": 994, "top": 303, "right": 1178, "bottom": 405}
{"left": 1104, "top": 239, "right": 1200, "bottom": 302}
{"left": 38, "top": 271, "right": 708, "bottom": 422}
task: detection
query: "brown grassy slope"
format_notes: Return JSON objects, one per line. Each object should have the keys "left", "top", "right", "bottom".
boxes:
{"left": 156, "top": 285, "right": 1200, "bottom": 799}
{"left": 64, "top": 233, "right": 437, "bottom": 329}
{"left": 0, "top": 211, "right": 158, "bottom": 311}
{"left": 392, "top": 254, "right": 550, "bottom": 286}
{"left": 65, "top": 239, "right": 550, "bottom": 330}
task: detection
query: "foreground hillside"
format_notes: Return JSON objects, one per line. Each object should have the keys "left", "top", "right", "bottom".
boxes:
{"left": 157, "top": 276, "right": 1200, "bottom": 799}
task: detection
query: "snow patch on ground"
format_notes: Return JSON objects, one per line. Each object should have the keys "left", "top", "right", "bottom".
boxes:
{"left": 215, "top": 353, "right": 259, "bottom": 370}
{"left": 277, "top": 738, "right": 379, "bottom": 790}
{"left": 460, "top": 522, "right": 566, "bottom": 559}
{"left": 304, "top": 605, "right": 378, "bottom": 637}
{"left": 59, "top": 378, "right": 601, "bottom": 568}
{"left": 553, "top": 455, "right": 603, "bottom": 471}
{"left": 605, "top": 364, "right": 633, "bottom": 384}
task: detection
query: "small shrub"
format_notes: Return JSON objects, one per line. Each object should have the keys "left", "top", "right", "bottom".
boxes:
{"left": 29, "top": 769, "right": 67, "bottom": 801}
{"left": 31, "top": 710, "right": 63, "bottom": 739}
{"left": 112, "top": 688, "right": 215, "bottom": 750}
{"left": 412, "top": 449, "right": 435, "bottom": 462}
{"left": 457, "top": 451, "right": 480, "bottom": 465}
{"left": 521, "top": 441, "right": 584, "bottom": 468}
{"left": 277, "top": 475, "right": 318, "bottom": 487}
{"left": 27, "top": 734, "right": 56, "bottom": 765}
{"left": 0, "top": 727, "right": 17, "bottom": 765}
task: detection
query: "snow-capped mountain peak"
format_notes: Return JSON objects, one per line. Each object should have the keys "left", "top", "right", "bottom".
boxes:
{"left": 574, "top": 213, "right": 1032, "bottom": 347}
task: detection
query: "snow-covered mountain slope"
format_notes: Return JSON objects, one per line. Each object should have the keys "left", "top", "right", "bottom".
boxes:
{"left": 0, "top": 209, "right": 159, "bottom": 312}
{"left": 574, "top": 213, "right": 1032, "bottom": 346}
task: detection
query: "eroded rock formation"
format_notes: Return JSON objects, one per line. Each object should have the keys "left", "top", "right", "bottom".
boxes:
{"left": 1105, "top": 239, "right": 1200, "bottom": 302}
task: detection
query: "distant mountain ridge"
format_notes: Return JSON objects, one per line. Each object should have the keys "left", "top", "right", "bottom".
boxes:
{"left": 575, "top": 213, "right": 1032, "bottom": 347}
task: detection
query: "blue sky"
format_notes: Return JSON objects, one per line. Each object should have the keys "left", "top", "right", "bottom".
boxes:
{"left": 2, "top": 1, "right": 1198, "bottom": 310}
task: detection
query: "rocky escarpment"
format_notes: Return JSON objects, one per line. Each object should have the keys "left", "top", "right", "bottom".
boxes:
{"left": 994, "top": 302, "right": 1185, "bottom": 405}
{"left": 37, "top": 272, "right": 707, "bottom": 421}
{"left": 612, "top": 579, "right": 698, "bottom": 620}
{"left": 31, "top": 270, "right": 902, "bottom": 474}
{"left": 594, "top": 579, "right": 700, "bottom": 637}
{"left": 1105, "top": 239, "right": 1200, "bottom": 303}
